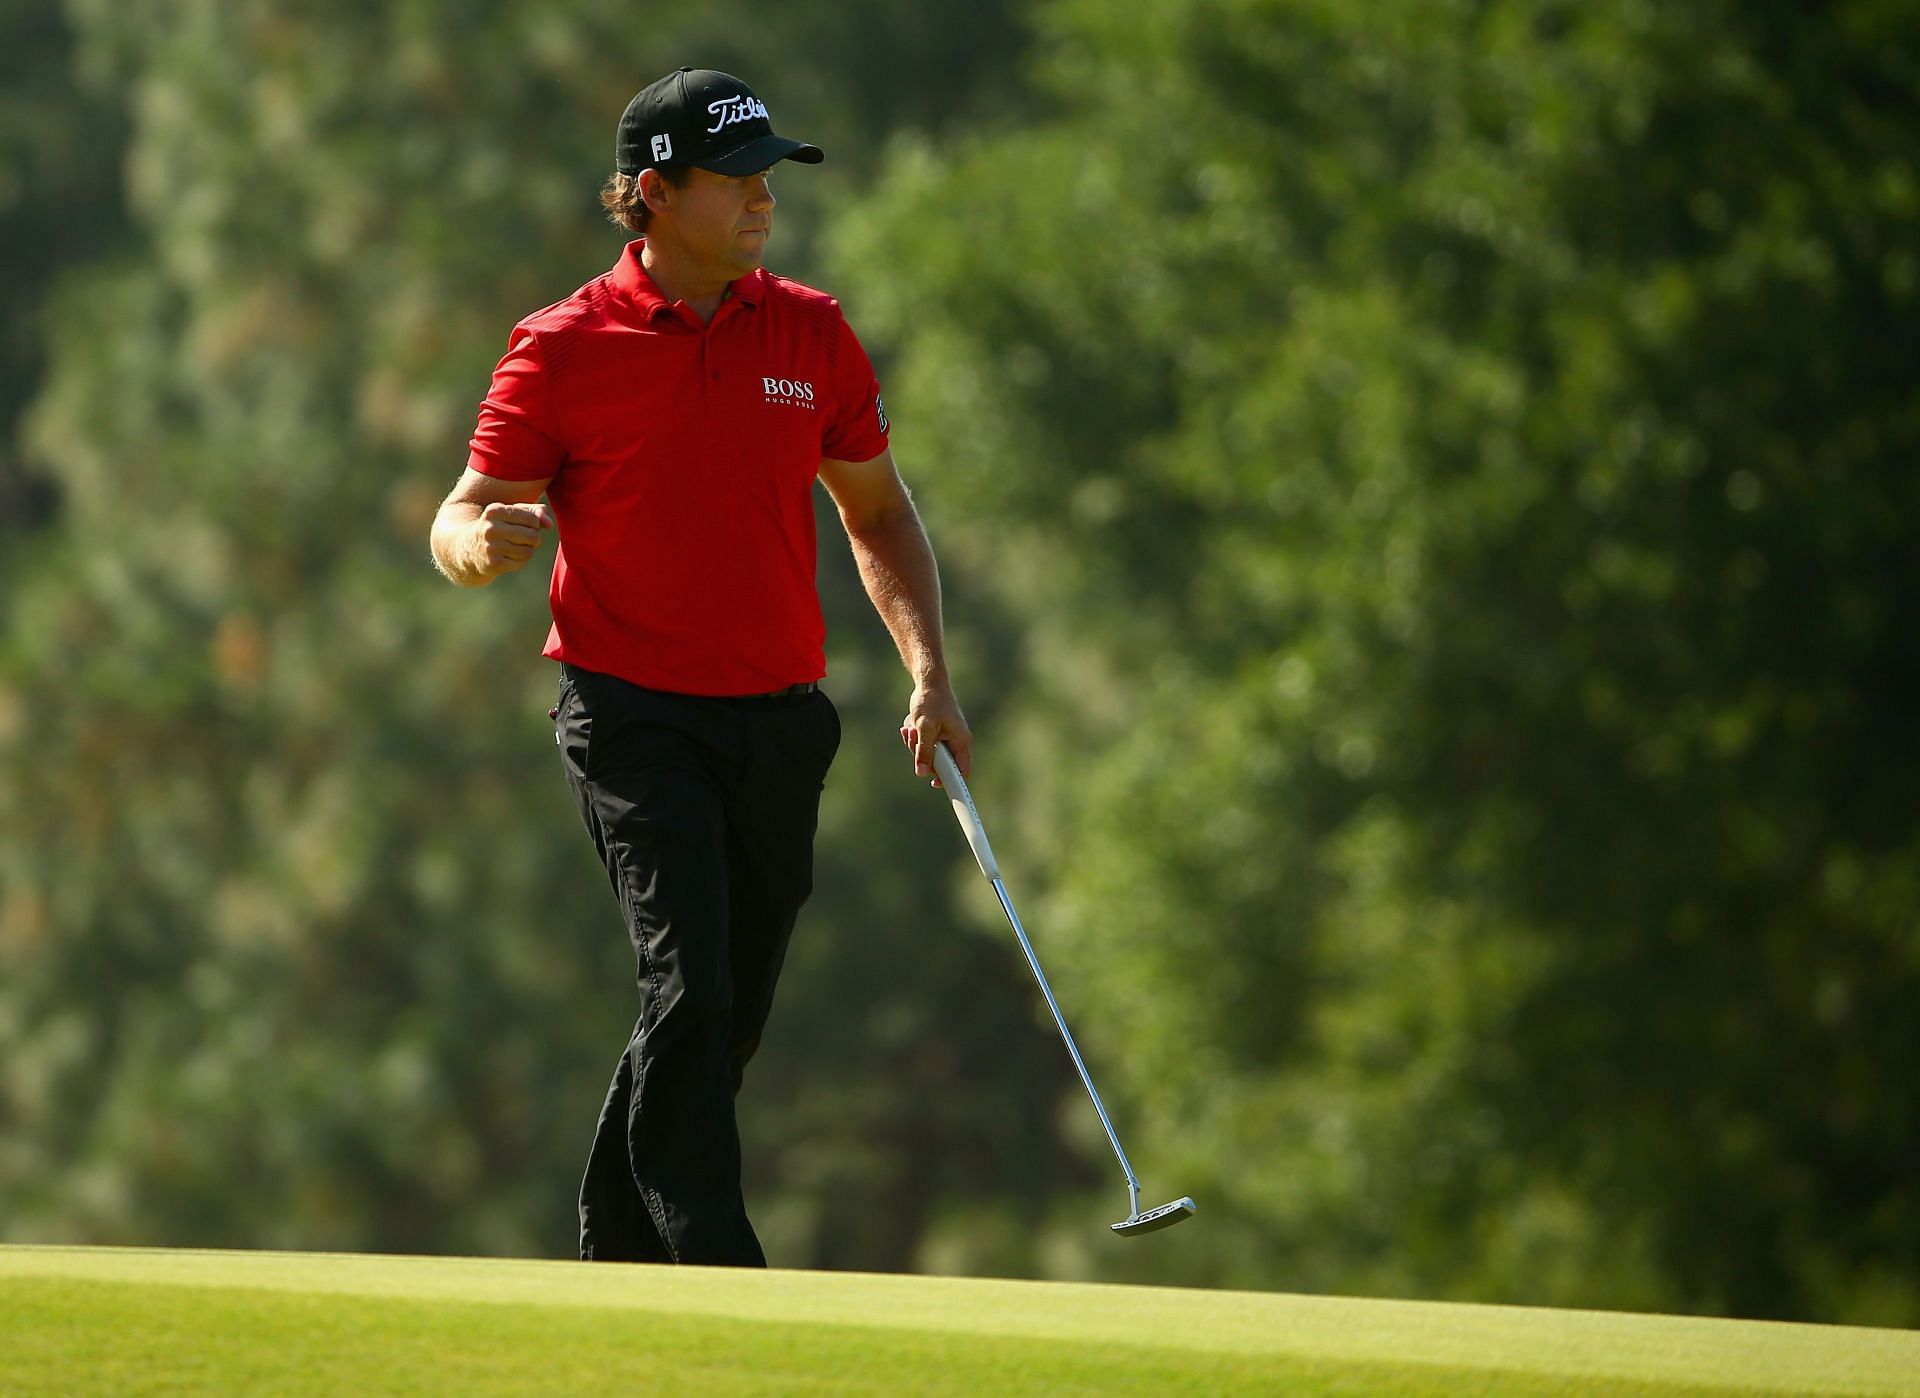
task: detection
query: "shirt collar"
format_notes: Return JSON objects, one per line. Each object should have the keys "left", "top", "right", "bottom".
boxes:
{"left": 609, "top": 240, "right": 765, "bottom": 325}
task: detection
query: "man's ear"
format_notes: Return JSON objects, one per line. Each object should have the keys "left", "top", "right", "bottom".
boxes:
{"left": 639, "top": 168, "right": 673, "bottom": 216}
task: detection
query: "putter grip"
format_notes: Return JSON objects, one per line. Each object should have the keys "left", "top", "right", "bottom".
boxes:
{"left": 933, "top": 743, "right": 1001, "bottom": 881}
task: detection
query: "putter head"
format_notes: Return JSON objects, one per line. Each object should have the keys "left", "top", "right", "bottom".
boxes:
{"left": 1111, "top": 1196, "right": 1197, "bottom": 1237}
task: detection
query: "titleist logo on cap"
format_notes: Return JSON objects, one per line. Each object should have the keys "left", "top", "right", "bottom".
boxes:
{"left": 707, "top": 94, "right": 770, "bottom": 134}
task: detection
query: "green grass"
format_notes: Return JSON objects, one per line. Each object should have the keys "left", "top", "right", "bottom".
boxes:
{"left": 2, "top": 1246, "right": 1914, "bottom": 1395}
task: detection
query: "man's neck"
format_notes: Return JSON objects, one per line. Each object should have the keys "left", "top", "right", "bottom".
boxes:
{"left": 641, "top": 240, "right": 733, "bottom": 325}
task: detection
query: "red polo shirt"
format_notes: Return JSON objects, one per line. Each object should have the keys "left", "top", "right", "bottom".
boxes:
{"left": 466, "top": 240, "right": 890, "bottom": 696}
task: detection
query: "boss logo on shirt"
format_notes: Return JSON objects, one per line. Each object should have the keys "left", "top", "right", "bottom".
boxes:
{"left": 763, "top": 376, "right": 818, "bottom": 409}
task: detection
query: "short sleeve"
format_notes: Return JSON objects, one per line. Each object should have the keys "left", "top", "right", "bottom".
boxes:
{"left": 821, "top": 311, "right": 890, "bottom": 464}
{"left": 467, "top": 326, "right": 566, "bottom": 481}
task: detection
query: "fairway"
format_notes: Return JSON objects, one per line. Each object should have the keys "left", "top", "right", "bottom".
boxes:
{"left": 1, "top": 1247, "right": 1914, "bottom": 1395}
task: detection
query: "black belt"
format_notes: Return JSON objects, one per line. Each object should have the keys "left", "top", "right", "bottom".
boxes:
{"left": 561, "top": 663, "right": 817, "bottom": 703}
{"left": 730, "top": 681, "right": 819, "bottom": 701}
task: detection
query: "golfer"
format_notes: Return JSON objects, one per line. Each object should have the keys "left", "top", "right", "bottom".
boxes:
{"left": 429, "top": 67, "right": 971, "bottom": 1266}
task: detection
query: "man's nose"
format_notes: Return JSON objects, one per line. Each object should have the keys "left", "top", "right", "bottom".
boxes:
{"left": 747, "top": 175, "right": 775, "bottom": 209}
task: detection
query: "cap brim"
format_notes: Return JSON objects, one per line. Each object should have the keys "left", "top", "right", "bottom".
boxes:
{"left": 695, "top": 134, "right": 824, "bottom": 176}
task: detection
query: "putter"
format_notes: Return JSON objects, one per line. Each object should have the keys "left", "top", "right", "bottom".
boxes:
{"left": 931, "top": 742, "right": 1197, "bottom": 1237}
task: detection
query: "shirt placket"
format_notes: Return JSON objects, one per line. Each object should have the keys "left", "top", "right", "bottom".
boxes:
{"left": 699, "top": 330, "right": 711, "bottom": 416}
{"left": 702, "top": 299, "right": 752, "bottom": 428}
{"left": 707, "top": 329, "right": 733, "bottom": 436}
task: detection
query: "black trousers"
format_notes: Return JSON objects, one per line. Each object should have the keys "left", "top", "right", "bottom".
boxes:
{"left": 554, "top": 663, "right": 839, "bottom": 1265}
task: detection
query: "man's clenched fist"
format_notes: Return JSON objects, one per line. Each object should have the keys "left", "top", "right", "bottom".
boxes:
{"left": 473, "top": 501, "right": 555, "bottom": 578}
{"left": 429, "top": 469, "right": 558, "bottom": 588}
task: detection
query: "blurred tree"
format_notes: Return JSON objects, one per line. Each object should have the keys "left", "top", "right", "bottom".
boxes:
{"left": 0, "top": 0, "right": 128, "bottom": 537}
{"left": 832, "top": 0, "right": 1920, "bottom": 1320}
{"left": 0, "top": 0, "right": 1074, "bottom": 1271}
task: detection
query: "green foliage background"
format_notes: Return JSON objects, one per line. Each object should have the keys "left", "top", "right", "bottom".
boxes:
{"left": 3, "top": 0, "right": 1915, "bottom": 1326}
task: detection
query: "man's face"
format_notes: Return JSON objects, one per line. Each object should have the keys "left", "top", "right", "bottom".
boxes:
{"left": 653, "top": 166, "right": 776, "bottom": 279}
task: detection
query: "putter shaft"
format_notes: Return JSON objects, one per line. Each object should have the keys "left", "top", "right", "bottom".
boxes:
{"left": 987, "top": 874, "right": 1143, "bottom": 1219}
{"left": 933, "top": 744, "right": 1194, "bottom": 1234}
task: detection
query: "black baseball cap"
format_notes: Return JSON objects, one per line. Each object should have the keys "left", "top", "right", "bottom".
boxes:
{"left": 615, "top": 68, "right": 824, "bottom": 176}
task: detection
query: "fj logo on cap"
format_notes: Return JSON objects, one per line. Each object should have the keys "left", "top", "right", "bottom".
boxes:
{"left": 651, "top": 133, "right": 672, "bottom": 162}
{"left": 707, "top": 94, "right": 770, "bottom": 134}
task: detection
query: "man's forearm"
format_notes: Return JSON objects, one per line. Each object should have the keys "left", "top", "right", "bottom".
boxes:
{"left": 430, "top": 503, "right": 491, "bottom": 586}
{"left": 846, "top": 508, "right": 949, "bottom": 685}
